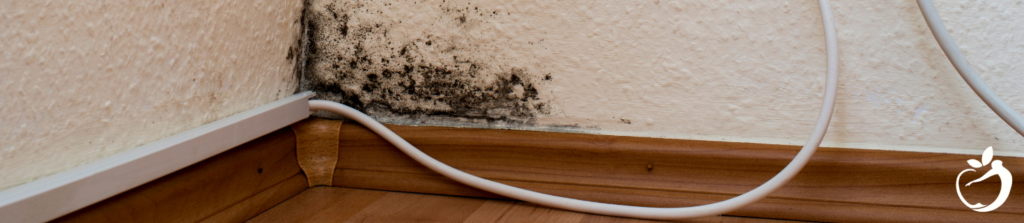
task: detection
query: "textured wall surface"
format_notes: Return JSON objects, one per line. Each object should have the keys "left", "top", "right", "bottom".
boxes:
{"left": 0, "top": 0, "right": 303, "bottom": 190}
{"left": 3, "top": 0, "right": 1023, "bottom": 191}
{"left": 300, "top": 0, "right": 1024, "bottom": 156}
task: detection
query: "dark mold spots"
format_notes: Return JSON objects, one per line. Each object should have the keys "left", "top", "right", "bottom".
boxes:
{"left": 337, "top": 15, "right": 349, "bottom": 37}
{"left": 296, "top": 0, "right": 549, "bottom": 126}
{"left": 286, "top": 46, "right": 296, "bottom": 60}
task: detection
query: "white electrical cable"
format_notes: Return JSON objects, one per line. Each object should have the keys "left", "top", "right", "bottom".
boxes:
{"left": 916, "top": 0, "right": 1024, "bottom": 137}
{"left": 308, "top": 0, "right": 838, "bottom": 220}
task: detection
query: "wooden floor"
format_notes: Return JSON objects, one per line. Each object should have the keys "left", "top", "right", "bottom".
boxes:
{"left": 248, "top": 187, "right": 800, "bottom": 223}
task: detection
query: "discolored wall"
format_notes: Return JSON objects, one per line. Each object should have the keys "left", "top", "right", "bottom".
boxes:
{"left": 298, "top": 0, "right": 552, "bottom": 127}
{"left": 3, "top": 0, "right": 1023, "bottom": 192}
{"left": 299, "top": 0, "right": 1024, "bottom": 157}
{"left": 0, "top": 0, "right": 304, "bottom": 190}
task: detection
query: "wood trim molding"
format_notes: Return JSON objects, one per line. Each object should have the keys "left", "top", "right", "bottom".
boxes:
{"left": 55, "top": 128, "right": 307, "bottom": 223}
{"left": 291, "top": 117, "right": 343, "bottom": 187}
{"left": 0, "top": 92, "right": 314, "bottom": 223}
{"left": 332, "top": 122, "right": 1024, "bottom": 222}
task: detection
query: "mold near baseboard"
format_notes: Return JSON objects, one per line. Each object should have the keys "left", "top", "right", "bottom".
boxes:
{"left": 294, "top": 0, "right": 551, "bottom": 128}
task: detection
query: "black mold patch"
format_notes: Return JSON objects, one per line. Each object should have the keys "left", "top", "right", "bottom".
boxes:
{"left": 296, "top": 0, "right": 549, "bottom": 125}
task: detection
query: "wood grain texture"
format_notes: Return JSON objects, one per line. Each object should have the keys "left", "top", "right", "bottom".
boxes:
{"left": 333, "top": 123, "right": 1024, "bottom": 222}
{"left": 247, "top": 186, "right": 388, "bottom": 223}
{"left": 292, "top": 117, "right": 343, "bottom": 187}
{"left": 199, "top": 174, "right": 308, "bottom": 223}
{"left": 55, "top": 128, "right": 305, "bottom": 223}
{"left": 249, "top": 187, "right": 791, "bottom": 223}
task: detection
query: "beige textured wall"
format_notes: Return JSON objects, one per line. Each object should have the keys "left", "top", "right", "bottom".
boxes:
{"left": 300, "top": 0, "right": 1024, "bottom": 157}
{"left": 4, "top": 0, "right": 1023, "bottom": 191}
{"left": 0, "top": 0, "right": 303, "bottom": 190}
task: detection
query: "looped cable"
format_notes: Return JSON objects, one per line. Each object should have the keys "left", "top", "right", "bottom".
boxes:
{"left": 308, "top": 0, "right": 839, "bottom": 220}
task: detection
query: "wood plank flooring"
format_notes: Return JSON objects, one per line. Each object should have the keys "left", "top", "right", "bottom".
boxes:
{"left": 249, "top": 187, "right": 799, "bottom": 223}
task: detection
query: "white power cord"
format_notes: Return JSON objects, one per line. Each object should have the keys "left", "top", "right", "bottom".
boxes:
{"left": 308, "top": 0, "right": 839, "bottom": 220}
{"left": 917, "top": 0, "right": 1024, "bottom": 137}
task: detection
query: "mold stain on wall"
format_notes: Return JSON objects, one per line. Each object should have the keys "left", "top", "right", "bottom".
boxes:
{"left": 288, "top": 0, "right": 1024, "bottom": 156}
{"left": 295, "top": 0, "right": 551, "bottom": 128}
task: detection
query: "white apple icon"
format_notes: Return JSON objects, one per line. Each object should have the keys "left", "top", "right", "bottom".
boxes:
{"left": 956, "top": 146, "right": 1013, "bottom": 212}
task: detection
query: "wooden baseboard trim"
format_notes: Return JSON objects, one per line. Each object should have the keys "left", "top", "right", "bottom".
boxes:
{"left": 198, "top": 173, "right": 308, "bottom": 223}
{"left": 55, "top": 128, "right": 305, "bottom": 223}
{"left": 291, "top": 118, "right": 343, "bottom": 187}
{"left": 0, "top": 92, "right": 313, "bottom": 223}
{"left": 332, "top": 122, "right": 1024, "bottom": 222}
